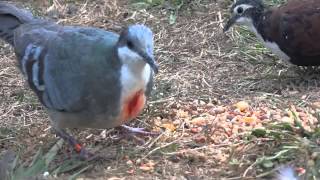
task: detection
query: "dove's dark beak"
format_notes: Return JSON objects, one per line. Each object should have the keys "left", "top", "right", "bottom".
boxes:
{"left": 138, "top": 49, "right": 159, "bottom": 74}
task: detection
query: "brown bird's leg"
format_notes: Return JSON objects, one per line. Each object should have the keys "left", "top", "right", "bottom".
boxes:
{"left": 54, "top": 128, "right": 94, "bottom": 160}
{"left": 120, "top": 125, "right": 159, "bottom": 136}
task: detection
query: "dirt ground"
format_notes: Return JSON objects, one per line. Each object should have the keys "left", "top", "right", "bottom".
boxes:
{"left": 1, "top": 0, "right": 320, "bottom": 179}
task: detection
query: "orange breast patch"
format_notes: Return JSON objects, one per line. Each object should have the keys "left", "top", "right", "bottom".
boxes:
{"left": 121, "top": 90, "right": 146, "bottom": 121}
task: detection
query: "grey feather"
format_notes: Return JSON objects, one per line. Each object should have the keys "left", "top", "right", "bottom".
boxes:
{"left": 14, "top": 25, "right": 123, "bottom": 115}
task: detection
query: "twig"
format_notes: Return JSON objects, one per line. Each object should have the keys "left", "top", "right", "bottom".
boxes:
{"left": 142, "top": 122, "right": 185, "bottom": 159}
{"left": 145, "top": 132, "right": 166, "bottom": 149}
{"left": 163, "top": 142, "right": 244, "bottom": 156}
{"left": 218, "top": 11, "right": 223, "bottom": 29}
{"left": 149, "top": 97, "right": 175, "bottom": 104}
{"left": 0, "top": 137, "right": 15, "bottom": 142}
{"left": 242, "top": 161, "right": 257, "bottom": 178}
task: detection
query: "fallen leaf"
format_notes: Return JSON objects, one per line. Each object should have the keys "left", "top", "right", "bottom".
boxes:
{"left": 135, "top": 159, "right": 142, "bottom": 165}
{"left": 176, "top": 109, "right": 189, "bottom": 118}
{"left": 226, "top": 114, "right": 235, "bottom": 120}
{"left": 311, "top": 102, "right": 320, "bottom": 109}
{"left": 234, "top": 101, "right": 250, "bottom": 112}
{"left": 299, "top": 112, "right": 308, "bottom": 119}
{"left": 209, "top": 106, "right": 226, "bottom": 115}
{"left": 168, "top": 155, "right": 181, "bottom": 163}
{"left": 100, "top": 130, "right": 107, "bottom": 139}
{"left": 262, "top": 160, "right": 274, "bottom": 168}
{"left": 272, "top": 114, "right": 282, "bottom": 121}
{"left": 126, "top": 169, "right": 134, "bottom": 174}
{"left": 162, "top": 123, "right": 176, "bottom": 132}
{"left": 191, "top": 127, "right": 202, "bottom": 133}
{"left": 191, "top": 110, "right": 199, "bottom": 116}
{"left": 206, "top": 103, "right": 214, "bottom": 108}
{"left": 199, "top": 100, "right": 206, "bottom": 105}
{"left": 107, "top": 177, "right": 124, "bottom": 180}
{"left": 241, "top": 116, "right": 256, "bottom": 124}
{"left": 181, "top": 151, "right": 206, "bottom": 162}
{"left": 139, "top": 165, "right": 153, "bottom": 172}
{"left": 307, "top": 160, "right": 315, "bottom": 167}
{"left": 146, "top": 161, "right": 156, "bottom": 167}
{"left": 260, "top": 114, "right": 269, "bottom": 120}
{"left": 194, "top": 135, "right": 206, "bottom": 143}
{"left": 139, "top": 161, "right": 156, "bottom": 172}
{"left": 126, "top": 160, "right": 133, "bottom": 166}
{"left": 311, "top": 152, "right": 319, "bottom": 159}
{"left": 191, "top": 117, "right": 207, "bottom": 126}
{"left": 286, "top": 110, "right": 296, "bottom": 120}
{"left": 280, "top": 116, "right": 294, "bottom": 124}
{"left": 123, "top": 155, "right": 129, "bottom": 160}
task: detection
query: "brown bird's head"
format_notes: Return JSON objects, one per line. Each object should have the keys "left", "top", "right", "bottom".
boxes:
{"left": 224, "top": 0, "right": 265, "bottom": 32}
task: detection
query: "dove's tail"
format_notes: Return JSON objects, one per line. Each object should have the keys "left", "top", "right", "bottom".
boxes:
{"left": 0, "top": 2, "right": 34, "bottom": 45}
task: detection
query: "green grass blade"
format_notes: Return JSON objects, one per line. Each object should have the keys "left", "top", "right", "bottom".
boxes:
{"left": 67, "top": 165, "right": 91, "bottom": 180}
{"left": 44, "top": 139, "right": 64, "bottom": 166}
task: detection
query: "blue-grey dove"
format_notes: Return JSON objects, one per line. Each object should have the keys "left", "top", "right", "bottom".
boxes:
{"left": 0, "top": 2, "right": 158, "bottom": 158}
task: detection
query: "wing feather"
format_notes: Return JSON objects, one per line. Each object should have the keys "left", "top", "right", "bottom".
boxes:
{"left": 14, "top": 23, "right": 122, "bottom": 113}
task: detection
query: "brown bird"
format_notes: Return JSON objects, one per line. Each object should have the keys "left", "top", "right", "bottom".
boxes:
{"left": 224, "top": 0, "right": 320, "bottom": 66}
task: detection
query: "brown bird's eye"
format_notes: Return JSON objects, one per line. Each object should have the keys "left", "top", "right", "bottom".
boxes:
{"left": 237, "top": 7, "right": 244, "bottom": 14}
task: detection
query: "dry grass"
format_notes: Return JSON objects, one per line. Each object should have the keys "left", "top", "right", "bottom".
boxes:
{"left": 1, "top": 0, "right": 320, "bottom": 179}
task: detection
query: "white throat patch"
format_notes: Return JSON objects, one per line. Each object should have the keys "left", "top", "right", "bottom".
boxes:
{"left": 236, "top": 17, "right": 255, "bottom": 29}
{"left": 117, "top": 46, "right": 152, "bottom": 99}
{"left": 237, "top": 17, "right": 291, "bottom": 62}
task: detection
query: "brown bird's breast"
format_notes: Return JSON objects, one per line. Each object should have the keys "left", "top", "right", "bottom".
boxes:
{"left": 263, "top": 0, "right": 320, "bottom": 65}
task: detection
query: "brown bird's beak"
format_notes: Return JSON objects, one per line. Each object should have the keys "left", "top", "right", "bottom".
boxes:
{"left": 223, "top": 15, "right": 238, "bottom": 32}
